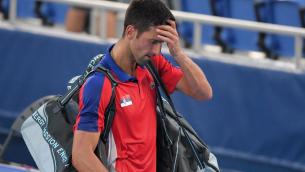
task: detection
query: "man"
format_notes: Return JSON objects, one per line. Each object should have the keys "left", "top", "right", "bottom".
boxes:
{"left": 72, "top": 0, "right": 212, "bottom": 172}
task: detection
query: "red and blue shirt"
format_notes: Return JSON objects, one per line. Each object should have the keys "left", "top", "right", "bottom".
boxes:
{"left": 74, "top": 45, "right": 183, "bottom": 172}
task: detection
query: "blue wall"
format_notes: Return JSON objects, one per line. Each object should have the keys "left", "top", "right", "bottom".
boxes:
{"left": 0, "top": 28, "right": 305, "bottom": 172}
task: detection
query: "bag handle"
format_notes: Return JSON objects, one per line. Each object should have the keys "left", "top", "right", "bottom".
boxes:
{"left": 58, "top": 54, "right": 105, "bottom": 107}
{"left": 143, "top": 60, "right": 179, "bottom": 116}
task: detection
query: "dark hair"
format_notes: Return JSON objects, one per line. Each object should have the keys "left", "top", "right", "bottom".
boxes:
{"left": 123, "top": 0, "right": 175, "bottom": 36}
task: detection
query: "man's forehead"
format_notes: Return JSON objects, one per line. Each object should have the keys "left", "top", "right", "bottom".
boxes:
{"left": 140, "top": 26, "right": 159, "bottom": 37}
{"left": 135, "top": 26, "right": 163, "bottom": 42}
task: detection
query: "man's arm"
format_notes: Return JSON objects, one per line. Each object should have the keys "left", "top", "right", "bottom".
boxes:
{"left": 72, "top": 130, "right": 108, "bottom": 172}
{"left": 174, "top": 52, "right": 212, "bottom": 100}
{"left": 156, "top": 20, "right": 213, "bottom": 100}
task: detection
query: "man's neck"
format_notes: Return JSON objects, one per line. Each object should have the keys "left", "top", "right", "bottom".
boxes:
{"left": 111, "top": 40, "right": 137, "bottom": 76}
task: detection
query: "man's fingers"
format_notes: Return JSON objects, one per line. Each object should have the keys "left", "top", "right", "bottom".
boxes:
{"left": 156, "top": 29, "right": 179, "bottom": 47}
{"left": 157, "top": 34, "right": 174, "bottom": 45}
{"left": 167, "top": 20, "right": 176, "bottom": 30}
{"left": 157, "top": 25, "right": 178, "bottom": 36}
{"left": 156, "top": 20, "right": 181, "bottom": 54}
{"left": 156, "top": 28, "right": 175, "bottom": 40}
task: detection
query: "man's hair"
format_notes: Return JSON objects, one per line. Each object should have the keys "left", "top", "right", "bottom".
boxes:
{"left": 123, "top": 0, "right": 175, "bottom": 36}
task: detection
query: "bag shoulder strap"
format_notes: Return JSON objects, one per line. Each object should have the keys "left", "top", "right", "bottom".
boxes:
{"left": 144, "top": 60, "right": 178, "bottom": 115}
{"left": 94, "top": 65, "right": 118, "bottom": 143}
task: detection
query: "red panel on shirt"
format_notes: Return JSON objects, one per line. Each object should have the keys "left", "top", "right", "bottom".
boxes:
{"left": 152, "top": 54, "right": 183, "bottom": 94}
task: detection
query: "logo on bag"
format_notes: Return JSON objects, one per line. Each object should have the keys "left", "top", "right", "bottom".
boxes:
{"left": 32, "top": 110, "right": 69, "bottom": 166}
{"left": 120, "top": 95, "right": 132, "bottom": 107}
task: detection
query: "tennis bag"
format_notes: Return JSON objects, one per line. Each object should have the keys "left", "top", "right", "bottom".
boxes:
{"left": 20, "top": 54, "right": 118, "bottom": 172}
{"left": 21, "top": 96, "right": 78, "bottom": 172}
{"left": 144, "top": 60, "right": 219, "bottom": 172}
{"left": 21, "top": 55, "right": 219, "bottom": 172}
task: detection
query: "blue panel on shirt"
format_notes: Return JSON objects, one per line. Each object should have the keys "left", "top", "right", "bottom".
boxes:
{"left": 78, "top": 72, "right": 105, "bottom": 132}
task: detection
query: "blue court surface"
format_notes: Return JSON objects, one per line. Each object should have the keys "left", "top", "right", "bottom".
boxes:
{"left": 0, "top": 163, "right": 39, "bottom": 172}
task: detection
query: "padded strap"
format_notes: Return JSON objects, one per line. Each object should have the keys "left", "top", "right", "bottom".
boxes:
{"left": 95, "top": 66, "right": 118, "bottom": 143}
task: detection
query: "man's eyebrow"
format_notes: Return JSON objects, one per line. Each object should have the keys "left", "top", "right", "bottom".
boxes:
{"left": 150, "top": 39, "right": 164, "bottom": 44}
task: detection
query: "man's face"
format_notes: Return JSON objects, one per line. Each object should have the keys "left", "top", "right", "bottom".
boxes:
{"left": 129, "top": 26, "right": 163, "bottom": 64}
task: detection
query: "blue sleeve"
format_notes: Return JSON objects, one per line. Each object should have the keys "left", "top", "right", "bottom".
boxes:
{"left": 77, "top": 73, "right": 105, "bottom": 132}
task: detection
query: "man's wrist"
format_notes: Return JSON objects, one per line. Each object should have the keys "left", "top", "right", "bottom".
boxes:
{"left": 172, "top": 48, "right": 185, "bottom": 60}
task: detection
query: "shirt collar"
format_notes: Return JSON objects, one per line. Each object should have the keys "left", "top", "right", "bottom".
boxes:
{"left": 100, "top": 44, "right": 137, "bottom": 82}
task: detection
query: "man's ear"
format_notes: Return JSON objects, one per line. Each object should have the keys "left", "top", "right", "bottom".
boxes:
{"left": 125, "top": 25, "right": 137, "bottom": 39}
